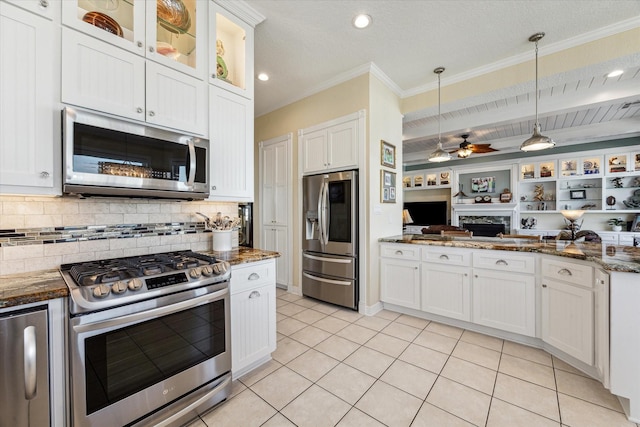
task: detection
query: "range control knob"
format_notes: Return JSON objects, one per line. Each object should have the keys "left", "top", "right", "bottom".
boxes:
{"left": 93, "top": 284, "right": 111, "bottom": 298}
{"left": 189, "top": 268, "right": 201, "bottom": 279}
{"left": 112, "top": 281, "right": 128, "bottom": 294}
{"left": 128, "top": 278, "right": 143, "bottom": 291}
{"left": 213, "top": 262, "right": 229, "bottom": 275}
{"left": 201, "top": 265, "right": 213, "bottom": 276}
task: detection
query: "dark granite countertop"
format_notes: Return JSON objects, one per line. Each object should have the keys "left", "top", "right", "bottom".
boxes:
{"left": 0, "top": 269, "right": 68, "bottom": 309}
{"left": 380, "top": 234, "right": 640, "bottom": 274}
{"left": 0, "top": 248, "right": 279, "bottom": 309}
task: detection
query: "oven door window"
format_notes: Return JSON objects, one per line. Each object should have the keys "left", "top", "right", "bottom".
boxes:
{"left": 84, "top": 300, "right": 225, "bottom": 415}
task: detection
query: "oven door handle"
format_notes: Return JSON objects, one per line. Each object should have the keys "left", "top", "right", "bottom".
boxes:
{"left": 73, "top": 287, "right": 228, "bottom": 333}
{"left": 153, "top": 375, "right": 231, "bottom": 427}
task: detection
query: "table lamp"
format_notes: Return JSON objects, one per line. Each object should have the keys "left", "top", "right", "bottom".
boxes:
{"left": 560, "top": 210, "right": 585, "bottom": 241}
{"left": 402, "top": 209, "right": 414, "bottom": 232}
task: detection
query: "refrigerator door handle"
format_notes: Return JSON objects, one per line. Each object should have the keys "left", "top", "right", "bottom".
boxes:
{"left": 303, "top": 253, "right": 352, "bottom": 264}
{"left": 316, "top": 182, "right": 325, "bottom": 244}
{"left": 323, "top": 181, "right": 330, "bottom": 245}
{"left": 303, "top": 272, "right": 351, "bottom": 286}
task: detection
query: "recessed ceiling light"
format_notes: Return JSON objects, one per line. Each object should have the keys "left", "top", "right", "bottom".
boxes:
{"left": 607, "top": 69, "right": 624, "bottom": 78}
{"left": 257, "top": 73, "right": 269, "bottom": 81}
{"left": 352, "top": 14, "right": 371, "bottom": 29}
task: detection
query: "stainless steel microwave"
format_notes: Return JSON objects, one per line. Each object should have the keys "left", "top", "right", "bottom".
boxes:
{"left": 62, "top": 107, "right": 209, "bottom": 200}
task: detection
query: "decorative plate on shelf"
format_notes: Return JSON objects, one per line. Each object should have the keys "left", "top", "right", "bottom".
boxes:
{"left": 82, "top": 12, "right": 123, "bottom": 37}
{"left": 157, "top": 0, "right": 191, "bottom": 34}
{"left": 583, "top": 160, "right": 593, "bottom": 170}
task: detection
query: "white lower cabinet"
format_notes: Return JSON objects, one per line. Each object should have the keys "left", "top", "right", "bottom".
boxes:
{"left": 262, "top": 226, "right": 288, "bottom": 287}
{"left": 421, "top": 247, "right": 471, "bottom": 321}
{"left": 230, "top": 260, "right": 276, "bottom": 377}
{"left": 380, "top": 244, "right": 421, "bottom": 310}
{"left": 541, "top": 257, "right": 594, "bottom": 365}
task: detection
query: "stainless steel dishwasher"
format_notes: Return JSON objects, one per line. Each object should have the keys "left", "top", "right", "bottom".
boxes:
{"left": 0, "top": 306, "right": 50, "bottom": 426}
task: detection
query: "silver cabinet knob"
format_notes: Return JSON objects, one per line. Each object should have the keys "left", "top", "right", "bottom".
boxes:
{"left": 137, "top": 41, "right": 143, "bottom": 48}
{"left": 542, "top": 284, "right": 547, "bottom": 288}
{"left": 39, "top": 0, "right": 49, "bottom": 8}
{"left": 136, "top": 107, "right": 143, "bottom": 113}
{"left": 40, "top": 171, "right": 50, "bottom": 178}
{"left": 212, "top": 185, "right": 217, "bottom": 190}
{"left": 149, "top": 46, "right": 155, "bottom": 53}
{"left": 148, "top": 111, "right": 155, "bottom": 117}
{"left": 212, "top": 73, "right": 217, "bottom": 79}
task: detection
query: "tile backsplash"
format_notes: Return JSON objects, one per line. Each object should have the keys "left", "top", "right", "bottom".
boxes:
{"left": 0, "top": 196, "right": 238, "bottom": 275}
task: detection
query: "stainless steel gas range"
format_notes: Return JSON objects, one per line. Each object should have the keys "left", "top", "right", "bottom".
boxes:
{"left": 60, "top": 251, "right": 232, "bottom": 427}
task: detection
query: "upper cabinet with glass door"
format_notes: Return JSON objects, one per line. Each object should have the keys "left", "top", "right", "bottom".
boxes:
{"left": 62, "top": 0, "right": 207, "bottom": 79}
{"left": 519, "top": 160, "right": 556, "bottom": 181}
{"left": 208, "top": 1, "right": 255, "bottom": 99}
{"left": 558, "top": 155, "right": 603, "bottom": 178}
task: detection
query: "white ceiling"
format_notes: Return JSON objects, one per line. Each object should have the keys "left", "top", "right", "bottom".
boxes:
{"left": 244, "top": 0, "right": 640, "bottom": 161}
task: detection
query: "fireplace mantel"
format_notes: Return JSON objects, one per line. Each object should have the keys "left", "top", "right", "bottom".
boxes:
{"left": 452, "top": 203, "right": 517, "bottom": 212}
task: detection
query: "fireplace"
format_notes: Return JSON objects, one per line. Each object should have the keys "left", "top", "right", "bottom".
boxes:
{"left": 463, "top": 223, "right": 506, "bottom": 237}
{"left": 453, "top": 204, "right": 516, "bottom": 236}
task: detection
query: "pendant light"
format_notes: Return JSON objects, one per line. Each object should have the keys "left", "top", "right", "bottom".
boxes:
{"left": 520, "top": 32, "right": 556, "bottom": 152}
{"left": 428, "top": 67, "right": 452, "bottom": 162}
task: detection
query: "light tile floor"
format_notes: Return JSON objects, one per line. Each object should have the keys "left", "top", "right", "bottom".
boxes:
{"left": 186, "top": 289, "right": 638, "bottom": 427}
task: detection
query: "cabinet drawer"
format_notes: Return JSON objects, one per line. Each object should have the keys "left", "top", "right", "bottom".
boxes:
{"left": 618, "top": 234, "right": 639, "bottom": 246}
{"left": 380, "top": 244, "right": 420, "bottom": 261}
{"left": 599, "top": 233, "right": 618, "bottom": 244}
{"left": 541, "top": 258, "right": 593, "bottom": 288}
{"left": 231, "top": 260, "right": 276, "bottom": 294}
{"left": 422, "top": 247, "right": 471, "bottom": 266}
{"left": 473, "top": 251, "right": 535, "bottom": 274}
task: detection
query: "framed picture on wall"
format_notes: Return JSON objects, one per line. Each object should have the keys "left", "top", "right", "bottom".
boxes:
{"left": 381, "top": 170, "right": 396, "bottom": 203}
{"left": 380, "top": 140, "right": 396, "bottom": 169}
{"left": 471, "top": 176, "right": 495, "bottom": 193}
{"left": 570, "top": 190, "right": 586, "bottom": 199}
{"left": 631, "top": 214, "right": 640, "bottom": 232}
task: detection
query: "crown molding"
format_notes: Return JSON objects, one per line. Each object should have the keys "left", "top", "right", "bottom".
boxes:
{"left": 214, "top": 0, "right": 265, "bottom": 27}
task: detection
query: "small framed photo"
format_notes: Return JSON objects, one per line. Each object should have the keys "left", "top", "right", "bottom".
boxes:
{"left": 569, "top": 190, "right": 586, "bottom": 199}
{"left": 380, "top": 170, "right": 396, "bottom": 203}
{"left": 380, "top": 140, "right": 396, "bottom": 169}
{"left": 402, "top": 176, "right": 412, "bottom": 188}
{"left": 631, "top": 214, "right": 640, "bottom": 232}
{"left": 413, "top": 175, "right": 424, "bottom": 187}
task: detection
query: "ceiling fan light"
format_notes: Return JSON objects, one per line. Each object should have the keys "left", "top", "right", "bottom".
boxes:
{"left": 428, "top": 141, "right": 451, "bottom": 162}
{"left": 520, "top": 124, "right": 556, "bottom": 151}
{"left": 457, "top": 147, "right": 472, "bottom": 158}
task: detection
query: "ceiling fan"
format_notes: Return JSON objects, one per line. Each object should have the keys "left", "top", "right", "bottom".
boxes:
{"left": 449, "top": 134, "right": 498, "bottom": 158}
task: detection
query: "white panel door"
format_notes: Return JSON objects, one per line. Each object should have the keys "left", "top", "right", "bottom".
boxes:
{"left": 0, "top": 3, "right": 56, "bottom": 191}
{"left": 327, "top": 119, "right": 358, "bottom": 171}
{"left": 262, "top": 226, "right": 288, "bottom": 287}
{"left": 380, "top": 259, "right": 421, "bottom": 309}
{"left": 61, "top": 28, "right": 146, "bottom": 122}
{"left": 145, "top": 61, "right": 208, "bottom": 135}
{"left": 209, "top": 85, "right": 254, "bottom": 201}
{"left": 472, "top": 270, "right": 536, "bottom": 336}
{"left": 301, "top": 129, "right": 327, "bottom": 174}
{"left": 230, "top": 283, "right": 276, "bottom": 375}
{"left": 421, "top": 264, "right": 471, "bottom": 321}
{"left": 262, "top": 141, "right": 288, "bottom": 225}
{"left": 542, "top": 280, "right": 594, "bottom": 365}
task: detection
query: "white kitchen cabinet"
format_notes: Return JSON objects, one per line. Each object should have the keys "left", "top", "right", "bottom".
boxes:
{"left": 558, "top": 154, "right": 603, "bottom": 177}
{"left": 262, "top": 226, "right": 288, "bottom": 287}
{"left": 0, "top": 2, "right": 59, "bottom": 194}
{"left": 262, "top": 140, "right": 289, "bottom": 225}
{"left": 421, "top": 247, "right": 471, "bottom": 321}
{"left": 595, "top": 269, "right": 610, "bottom": 388}
{"left": 230, "top": 260, "right": 276, "bottom": 377}
{"left": 208, "top": 85, "right": 254, "bottom": 201}
{"left": 62, "top": 0, "right": 207, "bottom": 79}
{"left": 301, "top": 119, "right": 358, "bottom": 175}
{"left": 472, "top": 269, "right": 536, "bottom": 336}
{"left": 519, "top": 160, "right": 556, "bottom": 181}
{"left": 541, "top": 257, "right": 594, "bottom": 365}
{"left": 380, "top": 244, "right": 421, "bottom": 310}
{"left": 5, "top": 0, "right": 56, "bottom": 19}
{"left": 61, "top": 28, "right": 207, "bottom": 136}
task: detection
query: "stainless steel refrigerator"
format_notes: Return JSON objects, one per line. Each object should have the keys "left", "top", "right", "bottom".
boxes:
{"left": 302, "top": 170, "right": 358, "bottom": 310}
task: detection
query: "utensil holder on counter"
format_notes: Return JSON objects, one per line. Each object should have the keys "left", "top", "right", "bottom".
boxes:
{"left": 212, "top": 230, "right": 232, "bottom": 251}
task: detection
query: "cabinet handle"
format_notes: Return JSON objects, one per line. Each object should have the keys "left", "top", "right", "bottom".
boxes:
{"left": 474, "top": 274, "right": 478, "bottom": 278}
{"left": 439, "top": 254, "right": 449, "bottom": 260}
{"left": 39, "top": 171, "right": 49, "bottom": 178}
{"left": 149, "top": 46, "right": 155, "bottom": 53}
{"left": 542, "top": 284, "right": 547, "bottom": 288}
{"left": 395, "top": 250, "right": 403, "bottom": 255}
{"left": 249, "top": 290, "right": 261, "bottom": 299}
{"left": 248, "top": 272, "right": 260, "bottom": 280}
{"left": 39, "top": 0, "right": 49, "bottom": 8}
{"left": 148, "top": 111, "right": 155, "bottom": 117}
{"left": 495, "top": 259, "right": 508, "bottom": 266}
{"left": 212, "top": 73, "right": 217, "bottom": 79}
{"left": 464, "top": 273, "right": 468, "bottom": 277}
{"left": 136, "top": 107, "right": 143, "bottom": 113}
{"left": 23, "top": 326, "right": 37, "bottom": 400}
{"left": 137, "top": 41, "right": 143, "bottom": 48}
{"left": 558, "top": 268, "right": 572, "bottom": 276}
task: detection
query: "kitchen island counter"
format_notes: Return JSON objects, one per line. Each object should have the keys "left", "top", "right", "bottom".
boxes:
{"left": 380, "top": 234, "right": 640, "bottom": 274}
{"left": 199, "top": 247, "right": 280, "bottom": 265}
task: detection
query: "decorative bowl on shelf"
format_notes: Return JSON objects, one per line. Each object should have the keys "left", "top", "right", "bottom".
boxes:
{"left": 157, "top": 0, "right": 191, "bottom": 34}
{"left": 83, "top": 11, "right": 123, "bottom": 37}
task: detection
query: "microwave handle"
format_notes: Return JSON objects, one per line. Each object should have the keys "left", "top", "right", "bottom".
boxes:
{"left": 187, "top": 139, "right": 196, "bottom": 188}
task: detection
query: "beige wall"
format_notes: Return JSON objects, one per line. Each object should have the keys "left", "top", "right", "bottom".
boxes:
{"left": 254, "top": 75, "right": 369, "bottom": 295}
{"left": 402, "top": 27, "right": 640, "bottom": 114}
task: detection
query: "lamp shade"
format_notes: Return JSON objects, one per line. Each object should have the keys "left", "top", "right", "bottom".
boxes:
{"left": 402, "top": 209, "right": 414, "bottom": 225}
{"left": 560, "top": 210, "right": 585, "bottom": 221}
{"left": 428, "top": 142, "right": 451, "bottom": 162}
{"left": 521, "top": 124, "right": 556, "bottom": 152}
